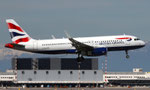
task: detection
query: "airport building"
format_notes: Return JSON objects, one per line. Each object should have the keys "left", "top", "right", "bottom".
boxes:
{"left": 1, "top": 58, "right": 150, "bottom": 87}
{"left": 12, "top": 57, "right": 104, "bottom": 87}
{"left": 0, "top": 70, "right": 16, "bottom": 87}
{"left": 104, "top": 68, "right": 150, "bottom": 86}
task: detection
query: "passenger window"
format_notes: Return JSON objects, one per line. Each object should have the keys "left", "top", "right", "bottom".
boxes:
{"left": 134, "top": 38, "right": 140, "bottom": 41}
{"left": 137, "top": 38, "right": 140, "bottom": 40}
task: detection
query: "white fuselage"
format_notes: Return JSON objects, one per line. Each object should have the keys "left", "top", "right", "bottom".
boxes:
{"left": 24, "top": 35, "right": 145, "bottom": 55}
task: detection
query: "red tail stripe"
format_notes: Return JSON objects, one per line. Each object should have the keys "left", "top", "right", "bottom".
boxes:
{"left": 116, "top": 37, "right": 131, "bottom": 39}
{"left": 7, "top": 23, "right": 24, "bottom": 32}
{"left": 5, "top": 43, "right": 14, "bottom": 48}
{"left": 13, "top": 37, "right": 30, "bottom": 44}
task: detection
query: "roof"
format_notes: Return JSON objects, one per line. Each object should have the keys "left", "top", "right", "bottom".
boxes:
{"left": 106, "top": 72, "right": 145, "bottom": 75}
{"left": 0, "top": 71, "right": 15, "bottom": 75}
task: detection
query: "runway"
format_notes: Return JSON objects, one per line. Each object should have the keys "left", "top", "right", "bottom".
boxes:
{"left": 1, "top": 87, "right": 150, "bottom": 90}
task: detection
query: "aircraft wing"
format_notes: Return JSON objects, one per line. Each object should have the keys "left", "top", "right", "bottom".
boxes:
{"left": 64, "top": 31, "right": 94, "bottom": 52}
{"left": 69, "top": 37, "right": 94, "bottom": 52}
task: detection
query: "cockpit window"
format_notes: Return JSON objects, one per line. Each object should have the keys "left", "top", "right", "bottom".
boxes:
{"left": 134, "top": 38, "right": 140, "bottom": 41}
{"left": 127, "top": 38, "right": 132, "bottom": 41}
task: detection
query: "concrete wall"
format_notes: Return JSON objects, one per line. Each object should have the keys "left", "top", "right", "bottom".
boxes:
{"left": 17, "top": 70, "right": 103, "bottom": 83}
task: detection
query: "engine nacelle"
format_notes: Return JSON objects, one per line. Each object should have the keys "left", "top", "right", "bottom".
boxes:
{"left": 81, "top": 48, "right": 107, "bottom": 56}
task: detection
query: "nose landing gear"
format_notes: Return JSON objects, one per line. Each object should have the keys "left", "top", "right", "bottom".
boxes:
{"left": 125, "top": 50, "right": 130, "bottom": 59}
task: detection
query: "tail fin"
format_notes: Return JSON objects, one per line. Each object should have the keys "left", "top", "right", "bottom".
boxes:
{"left": 6, "top": 19, "right": 32, "bottom": 44}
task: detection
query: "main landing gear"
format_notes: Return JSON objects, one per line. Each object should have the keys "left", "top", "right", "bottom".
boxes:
{"left": 77, "top": 54, "right": 85, "bottom": 63}
{"left": 125, "top": 50, "right": 130, "bottom": 59}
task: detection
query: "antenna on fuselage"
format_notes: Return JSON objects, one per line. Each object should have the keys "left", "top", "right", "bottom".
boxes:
{"left": 51, "top": 35, "right": 56, "bottom": 39}
{"left": 64, "top": 30, "right": 71, "bottom": 38}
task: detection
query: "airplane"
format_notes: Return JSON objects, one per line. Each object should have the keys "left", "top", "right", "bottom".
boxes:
{"left": 5, "top": 19, "right": 145, "bottom": 62}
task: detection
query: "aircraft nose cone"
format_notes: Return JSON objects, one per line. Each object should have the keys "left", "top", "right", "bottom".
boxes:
{"left": 141, "top": 41, "right": 146, "bottom": 47}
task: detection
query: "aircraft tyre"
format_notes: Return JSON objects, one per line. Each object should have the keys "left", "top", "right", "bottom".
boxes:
{"left": 126, "top": 55, "right": 130, "bottom": 59}
{"left": 77, "top": 56, "right": 85, "bottom": 63}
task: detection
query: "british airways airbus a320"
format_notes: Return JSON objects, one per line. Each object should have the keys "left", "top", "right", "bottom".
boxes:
{"left": 5, "top": 19, "right": 145, "bottom": 62}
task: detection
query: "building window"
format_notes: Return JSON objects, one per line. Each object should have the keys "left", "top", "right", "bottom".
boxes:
{"left": 34, "top": 71, "right": 37, "bottom": 74}
{"left": 70, "top": 71, "right": 73, "bottom": 74}
{"left": 82, "top": 71, "right": 85, "bottom": 74}
{"left": 58, "top": 71, "right": 61, "bottom": 74}
{"left": 94, "top": 71, "right": 97, "bottom": 75}
{"left": 28, "top": 78, "right": 32, "bottom": 81}
{"left": 22, "top": 71, "right": 25, "bottom": 74}
{"left": 46, "top": 71, "right": 49, "bottom": 74}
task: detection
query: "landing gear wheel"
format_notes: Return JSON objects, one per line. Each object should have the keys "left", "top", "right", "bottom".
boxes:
{"left": 125, "top": 50, "right": 130, "bottom": 59}
{"left": 126, "top": 55, "right": 130, "bottom": 59}
{"left": 77, "top": 56, "right": 85, "bottom": 63}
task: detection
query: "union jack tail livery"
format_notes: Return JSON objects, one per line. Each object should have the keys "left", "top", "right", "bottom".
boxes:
{"left": 6, "top": 19, "right": 32, "bottom": 44}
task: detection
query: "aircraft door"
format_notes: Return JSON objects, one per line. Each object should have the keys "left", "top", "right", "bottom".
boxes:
{"left": 33, "top": 41, "right": 38, "bottom": 50}
{"left": 125, "top": 40, "right": 131, "bottom": 46}
{"left": 90, "top": 40, "right": 95, "bottom": 46}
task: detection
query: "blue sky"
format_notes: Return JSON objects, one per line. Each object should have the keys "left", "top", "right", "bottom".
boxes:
{"left": 0, "top": 0, "right": 150, "bottom": 72}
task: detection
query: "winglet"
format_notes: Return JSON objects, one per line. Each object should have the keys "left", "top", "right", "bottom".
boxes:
{"left": 64, "top": 30, "right": 71, "bottom": 38}
{"left": 51, "top": 35, "right": 56, "bottom": 39}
